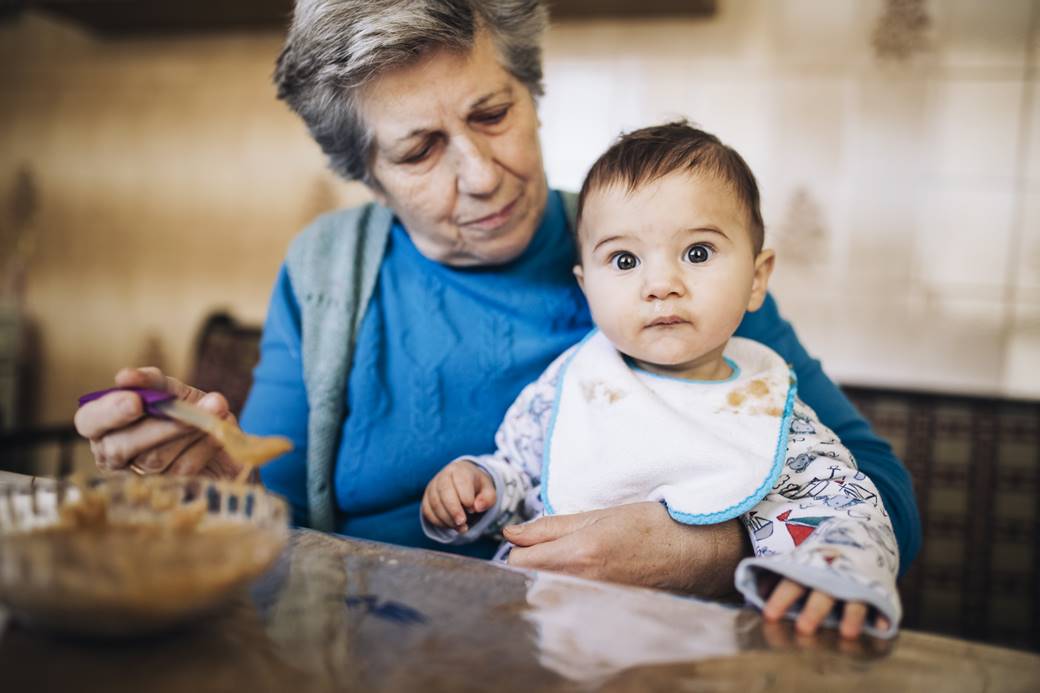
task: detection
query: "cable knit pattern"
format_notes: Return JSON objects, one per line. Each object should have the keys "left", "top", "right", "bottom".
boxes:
{"left": 403, "top": 270, "right": 452, "bottom": 450}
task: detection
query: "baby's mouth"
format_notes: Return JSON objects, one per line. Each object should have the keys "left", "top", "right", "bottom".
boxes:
{"left": 646, "top": 316, "right": 687, "bottom": 328}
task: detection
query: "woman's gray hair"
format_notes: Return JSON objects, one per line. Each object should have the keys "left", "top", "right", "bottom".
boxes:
{"left": 274, "top": 0, "right": 549, "bottom": 184}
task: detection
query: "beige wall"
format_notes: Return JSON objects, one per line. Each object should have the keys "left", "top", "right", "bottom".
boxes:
{"left": 0, "top": 13, "right": 369, "bottom": 432}
{"left": 1, "top": 0, "right": 1038, "bottom": 444}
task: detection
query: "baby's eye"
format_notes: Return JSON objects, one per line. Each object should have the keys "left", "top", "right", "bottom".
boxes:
{"left": 611, "top": 252, "right": 639, "bottom": 271}
{"left": 686, "top": 244, "right": 714, "bottom": 264}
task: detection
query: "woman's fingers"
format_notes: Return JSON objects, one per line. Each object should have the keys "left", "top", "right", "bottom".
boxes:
{"left": 839, "top": 602, "right": 868, "bottom": 639}
{"left": 114, "top": 366, "right": 167, "bottom": 390}
{"left": 165, "top": 434, "right": 226, "bottom": 477}
{"left": 127, "top": 431, "right": 202, "bottom": 474}
{"left": 202, "top": 449, "right": 246, "bottom": 481}
{"left": 762, "top": 578, "right": 805, "bottom": 621}
{"left": 795, "top": 590, "right": 836, "bottom": 636}
{"left": 197, "top": 390, "right": 232, "bottom": 417}
{"left": 115, "top": 367, "right": 203, "bottom": 404}
{"left": 74, "top": 389, "right": 146, "bottom": 441}
{"left": 502, "top": 510, "right": 599, "bottom": 547}
{"left": 88, "top": 417, "right": 192, "bottom": 471}
{"left": 78, "top": 367, "right": 226, "bottom": 474}
{"left": 507, "top": 532, "right": 578, "bottom": 572}
{"left": 129, "top": 390, "right": 236, "bottom": 476}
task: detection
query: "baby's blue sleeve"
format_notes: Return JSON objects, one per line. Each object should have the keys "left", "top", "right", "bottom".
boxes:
{"left": 735, "top": 293, "right": 922, "bottom": 574}
{"left": 239, "top": 264, "right": 311, "bottom": 528}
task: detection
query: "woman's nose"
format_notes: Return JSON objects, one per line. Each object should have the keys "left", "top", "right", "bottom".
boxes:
{"left": 455, "top": 136, "right": 502, "bottom": 197}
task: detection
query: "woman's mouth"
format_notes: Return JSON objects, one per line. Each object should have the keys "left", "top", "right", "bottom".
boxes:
{"left": 461, "top": 195, "right": 520, "bottom": 231}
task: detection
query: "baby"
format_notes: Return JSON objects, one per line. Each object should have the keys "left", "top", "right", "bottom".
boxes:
{"left": 421, "top": 122, "right": 901, "bottom": 639}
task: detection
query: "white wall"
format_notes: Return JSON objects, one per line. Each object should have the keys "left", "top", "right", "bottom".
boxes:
{"left": 540, "top": 0, "right": 1040, "bottom": 398}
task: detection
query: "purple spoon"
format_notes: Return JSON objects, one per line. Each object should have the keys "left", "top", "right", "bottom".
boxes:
{"left": 78, "top": 387, "right": 176, "bottom": 418}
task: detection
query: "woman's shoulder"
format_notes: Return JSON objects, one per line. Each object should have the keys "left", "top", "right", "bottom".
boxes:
{"left": 286, "top": 202, "right": 394, "bottom": 290}
{"left": 289, "top": 202, "right": 393, "bottom": 253}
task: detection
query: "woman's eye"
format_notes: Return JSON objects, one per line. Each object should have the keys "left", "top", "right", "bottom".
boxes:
{"left": 686, "top": 244, "right": 713, "bottom": 264}
{"left": 474, "top": 107, "right": 509, "bottom": 125}
{"left": 401, "top": 143, "right": 434, "bottom": 164}
{"left": 399, "top": 134, "right": 446, "bottom": 165}
{"left": 612, "top": 252, "right": 639, "bottom": 270}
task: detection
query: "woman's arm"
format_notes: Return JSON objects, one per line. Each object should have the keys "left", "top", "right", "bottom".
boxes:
{"left": 505, "top": 503, "right": 748, "bottom": 597}
{"left": 239, "top": 265, "right": 311, "bottom": 527}
{"left": 735, "top": 293, "right": 922, "bottom": 574}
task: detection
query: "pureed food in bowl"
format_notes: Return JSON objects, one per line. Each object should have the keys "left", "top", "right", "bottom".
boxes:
{"left": 0, "top": 475, "right": 288, "bottom": 636}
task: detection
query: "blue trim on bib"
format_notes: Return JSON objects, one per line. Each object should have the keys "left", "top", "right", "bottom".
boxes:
{"left": 630, "top": 356, "right": 741, "bottom": 384}
{"left": 665, "top": 370, "right": 799, "bottom": 525}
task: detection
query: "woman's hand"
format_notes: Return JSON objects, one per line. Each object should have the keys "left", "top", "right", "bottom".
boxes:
{"left": 421, "top": 460, "right": 497, "bottom": 535}
{"left": 74, "top": 367, "right": 244, "bottom": 479}
{"left": 763, "top": 578, "right": 890, "bottom": 639}
{"left": 503, "top": 501, "right": 748, "bottom": 597}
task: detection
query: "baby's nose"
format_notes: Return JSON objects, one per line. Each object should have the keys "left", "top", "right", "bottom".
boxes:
{"left": 642, "top": 269, "right": 685, "bottom": 300}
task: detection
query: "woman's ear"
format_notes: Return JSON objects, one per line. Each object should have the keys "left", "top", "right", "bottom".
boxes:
{"left": 370, "top": 189, "right": 389, "bottom": 208}
{"left": 572, "top": 263, "right": 585, "bottom": 291}
{"left": 365, "top": 176, "right": 389, "bottom": 208}
{"left": 747, "top": 249, "right": 775, "bottom": 312}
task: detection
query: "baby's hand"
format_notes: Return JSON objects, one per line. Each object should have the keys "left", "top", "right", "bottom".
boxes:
{"left": 763, "top": 578, "right": 890, "bottom": 639}
{"left": 422, "top": 459, "right": 496, "bottom": 534}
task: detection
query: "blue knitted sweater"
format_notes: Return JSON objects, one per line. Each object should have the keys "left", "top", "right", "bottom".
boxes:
{"left": 241, "top": 191, "right": 922, "bottom": 570}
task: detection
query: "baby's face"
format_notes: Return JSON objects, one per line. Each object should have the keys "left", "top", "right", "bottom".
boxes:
{"left": 575, "top": 170, "right": 773, "bottom": 380}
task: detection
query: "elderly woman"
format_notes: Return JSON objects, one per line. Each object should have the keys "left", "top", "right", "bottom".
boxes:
{"left": 75, "top": 0, "right": 920, "bottom": 595}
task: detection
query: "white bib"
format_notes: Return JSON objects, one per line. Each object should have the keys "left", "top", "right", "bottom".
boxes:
{"left": 542, "top": 331, "right": 795, "bottom": 524}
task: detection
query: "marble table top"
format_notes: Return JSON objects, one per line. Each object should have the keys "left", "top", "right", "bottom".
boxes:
{"left": 1, "top": 528, "right": 1038, "bottom": 692}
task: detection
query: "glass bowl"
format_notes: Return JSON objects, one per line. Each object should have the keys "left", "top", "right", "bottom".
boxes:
{"left": 0, "top": 475, "right": 289, "bottom": 637}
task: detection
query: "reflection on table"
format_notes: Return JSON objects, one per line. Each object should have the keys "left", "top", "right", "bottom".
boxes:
{"left": 1, "top": 529, "right": 1038, "bottom": 692}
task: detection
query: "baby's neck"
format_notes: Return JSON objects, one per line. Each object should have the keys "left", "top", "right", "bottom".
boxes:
{"left": 630, "top": 348, "right": 733, "bottom": 382}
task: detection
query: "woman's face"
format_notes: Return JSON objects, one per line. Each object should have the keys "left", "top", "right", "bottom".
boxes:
{"left": 359, "top": 31, "right": 548, "bottom": 267}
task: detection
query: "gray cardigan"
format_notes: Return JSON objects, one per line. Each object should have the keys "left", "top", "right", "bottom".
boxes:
{"left": 284, "top": 192, "right": 579, "bottom": 531}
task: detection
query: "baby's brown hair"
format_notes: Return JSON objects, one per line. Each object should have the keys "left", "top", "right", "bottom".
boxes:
{"left": 576, "top": 121, "right": 765, "bottom": 255}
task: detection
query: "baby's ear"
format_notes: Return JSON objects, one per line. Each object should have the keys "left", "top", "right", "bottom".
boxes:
{"left": 747, "top": 249, "right": 776, "bottom": 312}
{"left": 572, "top": 264, "right": 585, "bottom": 291}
